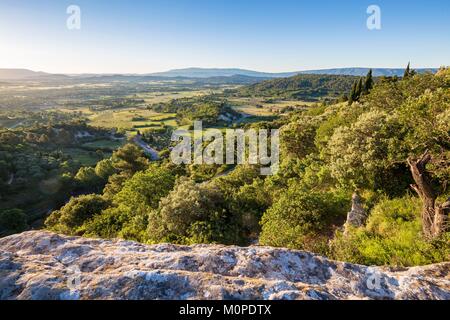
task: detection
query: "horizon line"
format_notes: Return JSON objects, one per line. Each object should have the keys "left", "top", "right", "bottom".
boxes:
{"left": 0, "top": 65, "right": 444, "bottom": 76}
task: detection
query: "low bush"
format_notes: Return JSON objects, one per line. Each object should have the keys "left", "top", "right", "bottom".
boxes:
{"left": 330, "top": 195, "right": 450, "bottom": 266}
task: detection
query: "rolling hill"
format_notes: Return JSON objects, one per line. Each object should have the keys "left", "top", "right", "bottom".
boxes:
{"left": 298, "top": 67, "right": 438, "bottom": 77}
{"left": 149, "top": 67, "right": 298, "bottom": 78}
{"left": 149, "top": 67, "right": 438, "bottom": 78}
{"left": 0, "top": 69, "right": 69, "bottom": 81}
{"left": 235, "top": 73, "right": 358, "bottom": 100}
{"left": 0, "top": 67, "right": 438, "bottom": 81}
{"left": 0, "top": 69, "right": 50, "bottom": 80}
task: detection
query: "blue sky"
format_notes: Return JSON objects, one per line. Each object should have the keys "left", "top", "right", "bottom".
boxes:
{"left": 0, "top": 0, "right": 449, "bottom": 73}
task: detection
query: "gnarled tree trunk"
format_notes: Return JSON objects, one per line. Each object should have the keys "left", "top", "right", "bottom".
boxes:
{"left": 407, "top": 151, "right": 449, "bottom": 240}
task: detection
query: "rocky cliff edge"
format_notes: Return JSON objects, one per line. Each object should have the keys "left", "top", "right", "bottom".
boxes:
{"left": 0, "top": 231, "right": 449, "bottom": 300}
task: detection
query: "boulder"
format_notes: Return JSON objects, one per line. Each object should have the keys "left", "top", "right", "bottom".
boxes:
{"left": 344, "top": 192, "right": 368, "bottom": 233}
{"left": 0, "top": 231, "right": 448, "bottom": 300}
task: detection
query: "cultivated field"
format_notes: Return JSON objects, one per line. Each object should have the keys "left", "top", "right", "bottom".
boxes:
{"left": 87, "top": 108, "right": 177, "bottom": 130}
{"left": 135, "top": 89, "right": 219, "bottom": 104}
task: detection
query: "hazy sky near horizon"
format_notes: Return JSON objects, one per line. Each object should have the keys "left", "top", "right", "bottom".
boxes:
{"left": 1, "top": 0, "right": 449, "bottom": 74}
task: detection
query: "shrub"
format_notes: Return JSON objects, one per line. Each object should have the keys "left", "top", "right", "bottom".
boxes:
{"left": 330, "top": 195, "right": 450, "bottom": 266}
{"left": 327, "top": 110, "right": 406, "bottom": 190}
{"left": 147, "top": 178, "right": 243, "bottom": 245}
{"left": 45, "top": 194, "right": 110, "bottom": 235}
{"left": 95, "top": 158, "right": 116, "bottom": 180}
{"left": 82, "top": 167, "right": 176, "bottom": 242}
{"left": 75, "top": 166, "right": 102, "bottom": 189}
{"left": 259, "top": 185, "right": 347, "bottom": 254}
{"left": 280, "top": 118, "right": 318, "bottom": 159}
{"left": 81, "top": 205, "right": 131, "bottom": 239}
{"left": 0, "top": 209, "right": 28, "bottom": 236}
{"left": 113, "top": 166, "right": 175, "bottom": 210}
{"left": 112, "top": 144, "right": 149, "bottom": 176}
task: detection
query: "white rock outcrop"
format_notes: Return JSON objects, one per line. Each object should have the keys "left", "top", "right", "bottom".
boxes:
{"left": 0, "top": 231, "right": 448, "bottom": 300}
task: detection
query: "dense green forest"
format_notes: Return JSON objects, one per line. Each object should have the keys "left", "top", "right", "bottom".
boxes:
{"left": 233, "top": 73, "right": 358, "bottom": 101}
{"left": 0, "top": 119, "right": 123, "bottom": 233}
{"left": 149, "top": 96, "right": 240, "bottom": 126}
{"left": 33, "top": 68, "right": 450, "bottom": 267}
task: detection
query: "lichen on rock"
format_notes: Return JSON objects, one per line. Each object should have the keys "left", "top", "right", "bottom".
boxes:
{"left": 0, "top": 231, "right": 448, "bottom": 300}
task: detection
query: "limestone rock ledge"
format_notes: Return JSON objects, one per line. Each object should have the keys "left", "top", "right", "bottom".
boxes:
{"left": 0, "top": 231, "right": 448, "bottom": 300}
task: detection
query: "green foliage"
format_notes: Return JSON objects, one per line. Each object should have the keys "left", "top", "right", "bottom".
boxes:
{"left": 111, "top": 144, "right": 149, "bottom": 176}
{"left": 362, "top": 71, "right": 447, "bottom": 111}
{"left": 230, "top": 178, "right": 272, "bottom": 238}
{"left": 102, "top": 144, "right": 151, "bottom": 198}
{"left": 355, "top": 78, "right": 363, "bottom": 99}
{"left": 0, "top": 209, "right": 28, "bottom": 236}
{"left": 94, "top": 159, "right": 116, "bottom": 180}
{"left": 237, "top": 74, "right": 357, "bottom": 101}
{"left": 396, "top": 88, "right": 450, "bottom": 157}
{"left": 74, "top": 166, "right": 175, "bottom": 242}
{"left": 147, "top": 178, "right": 244, "bottom": 245}
{"left": 81, "top": 205, "right": 132, "bottom": 239}
{"left": 403, "top": 62, "right": 411, "bottom": 79}
{"left": 327, "top": 110, "right": 406, "bottom": 190}
{"left": 113, "top": 166, "right": 175, "bottom": 210}
{"left": 363, "top": 69, "right": 374, "bottom": 94}
{"left": 45, "top": 194, "right": 110, "bottom": 235}
{"left": 75, "top": 166, "right": 102, "bottom": 189}
{"left": 305, "top": 103, "right": 327, "bottom": 116}
{"left": 215, "top": 165, "right": 272, "bottom": 239}
{"left": 142, "top": 126, "right": 173, "bottom": 150}
{"left": 103, "top": 173, "right": 129, "bottom": 199}
{"left": 258, "top": 70, "right": 449, "bottom": 265}
{"left": 330, "top": 196, "right": 449, "bottom": 266}
{"left": 12, "top": 69, "right": 447, "bottom": 269}
{"left": 348, "top": 70, "right": 374, "bottom": 104}
{"left": 260, "top": 186, "right": 348, "bottom": 254}
{"left": 0, "top": 122, "right": 116, "bottom": 232}
{"left": 314, "top": 111, "right": 347, "bottom": 150}
{"left": 188, "top": 164, "right": 230, "bottom": 182}
{"left": 348, "top": 81, "right": 357, "bottom": 105}
{"left": 281, "top": 117, "right": 318, "bottom": 159}
{"left": 150, "top": 96, "right": 238, "bottom": 126}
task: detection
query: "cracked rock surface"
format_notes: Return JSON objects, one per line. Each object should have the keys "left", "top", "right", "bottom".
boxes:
{"left": 0, "top": 231, "right": 449, "bottom": 300}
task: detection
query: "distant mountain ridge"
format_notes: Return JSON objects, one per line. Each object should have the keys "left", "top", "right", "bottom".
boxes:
{"left": 148, "top": 67, "right": 439, "bottom": 78}
{"left": 0, "top": 69, "right": 68, "bottom": 81}
{"left": 298, "top": 67, "right": 438, "bottom": 77}
{"left": 0, "top": 67, "right": 439, "bottom": 81}
{"left": 148, "top": 68, "right": 298, "bottom": 78}
{"left": 0, "top": 68, "right": 50, "bottom": 80}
